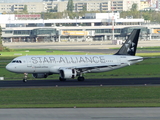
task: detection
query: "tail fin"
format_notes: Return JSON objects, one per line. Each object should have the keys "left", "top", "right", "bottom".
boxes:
{"left": 115, "top": 29, "right": 141, "bottom": 56}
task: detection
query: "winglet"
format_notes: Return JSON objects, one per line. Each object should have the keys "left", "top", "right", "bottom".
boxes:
{"left": 115, "top": 29, "right": 141, "bottom": 56}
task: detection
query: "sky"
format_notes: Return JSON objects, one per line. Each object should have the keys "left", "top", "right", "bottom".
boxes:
{"left": 0, "top": 0, "right": 43, "bottom": 3}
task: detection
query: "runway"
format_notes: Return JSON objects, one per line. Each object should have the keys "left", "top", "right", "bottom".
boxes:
{"left": 0, "top": 77, "right": 160, "bottom": 88}
{"left": 1, "top": 108, "right": 160, "bottom": 120}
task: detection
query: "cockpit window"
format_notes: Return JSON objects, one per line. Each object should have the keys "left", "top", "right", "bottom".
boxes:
{"left": 11, "top": 60, "right": 22, "bottom": 63}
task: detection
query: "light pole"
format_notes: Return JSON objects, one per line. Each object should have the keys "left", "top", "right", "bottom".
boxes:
{"left": 111, "top": 0, "right": 115, "bottom": 40}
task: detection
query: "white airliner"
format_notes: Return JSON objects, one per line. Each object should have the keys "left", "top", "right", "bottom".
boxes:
{"left": 6, "top": 29, "right": 143, "bottom": 82}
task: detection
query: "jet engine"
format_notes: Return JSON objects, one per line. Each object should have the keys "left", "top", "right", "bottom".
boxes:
{"left": 32, "top": 73, "right": 48, "bottom": 78}
{"left": 59, "top": 69, "right": 77, "bottom": 79}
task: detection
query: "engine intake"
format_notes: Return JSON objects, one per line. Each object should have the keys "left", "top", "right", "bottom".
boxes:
{"left": 32, "top": 73, "right": 48, "bottom": 78}
{"left": 59, "top": 69, "right": 77, "bottom": 79}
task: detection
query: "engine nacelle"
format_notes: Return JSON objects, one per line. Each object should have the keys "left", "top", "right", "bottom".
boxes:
{"left": 32, "top": 73, "right": 48, "bottom": 78}
{"left": 59, "top": 69, "right": 77, "bottom": 79}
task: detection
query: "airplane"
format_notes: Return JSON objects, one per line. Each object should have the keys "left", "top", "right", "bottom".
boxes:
{"left": 6, "top": 29, "right": 143, "bottom": 82}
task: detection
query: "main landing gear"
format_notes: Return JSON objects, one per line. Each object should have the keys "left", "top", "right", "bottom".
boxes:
{"left": 59, "top": 77, "right": 66, "bottom": 81}
{"left": 23, "top": 73, "right": 28, "bottom": 83}
{"left": 59, "top": 76, "right": 85, "bottom": 82}
{"left": 77, "top": 76, "right": 85, "bottom": 81}
{"left": 77, "top": 72, "right": 85, "bottom": 81}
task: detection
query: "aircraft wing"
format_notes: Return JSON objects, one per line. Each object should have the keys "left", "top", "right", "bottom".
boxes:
{"left": 71, "top": 63, "right": 120, "bottom": 72}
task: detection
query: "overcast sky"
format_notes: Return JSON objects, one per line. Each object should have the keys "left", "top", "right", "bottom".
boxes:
{"left": 0, "top": 0, "right": 43, "bottom": 2}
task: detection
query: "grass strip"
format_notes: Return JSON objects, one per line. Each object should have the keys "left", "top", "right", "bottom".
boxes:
{"left": 1, "top": 86, "right": 160, "bottom": 108}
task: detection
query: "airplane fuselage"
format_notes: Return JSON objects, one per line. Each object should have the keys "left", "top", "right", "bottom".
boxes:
{"left": 6, "top": 55, "right": 143, "bottom": 74}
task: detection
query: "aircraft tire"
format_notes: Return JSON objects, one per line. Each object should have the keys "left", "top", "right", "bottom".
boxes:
{"left": 23, "top": 79, "right": 27, "bottom": 83}
{"left": 59, "top": 77, "right": 66, "bottom": 81}
{"left": 78, "top": 77, "right": 85, "bottom": 81}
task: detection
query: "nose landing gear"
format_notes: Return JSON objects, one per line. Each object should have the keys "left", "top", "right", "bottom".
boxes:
{"left": 23, "top": 73, "right": 28, "bottom": 83}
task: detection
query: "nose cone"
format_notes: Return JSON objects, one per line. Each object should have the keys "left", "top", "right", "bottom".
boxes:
{"left": 6, "top": 64, "right": 16, "bottom": 72}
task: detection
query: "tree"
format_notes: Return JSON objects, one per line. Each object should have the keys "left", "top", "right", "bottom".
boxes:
{"left": 0, "top": 26, "right": 3, "bottom": 51}
{"left": 23, "top": 5, "right": 28, "bottom": 14}
{"left": 130, "top": 3, "right": 138, "bottom": 11}
{"left": 142, "top": 13, "right": 151, "bottom": 20}
{"left": 82, "top": 4, "right": 87, "bottom": 11}
{"left": 67, "top": 0, "right": 74, "bottom": 12}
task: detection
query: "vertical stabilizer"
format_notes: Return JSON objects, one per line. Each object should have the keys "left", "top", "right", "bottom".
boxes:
{"left": 115, "top": 29, "right": 141, "bottom": 56}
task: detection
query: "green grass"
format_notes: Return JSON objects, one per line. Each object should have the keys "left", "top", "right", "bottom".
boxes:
{"left": 0, "top": 47, "right": 160, "bottom": 108}
{"left": 138, "top": 46, "right": 160, "bottom": 51}
{"left": 0, "top": 49, "right": 101, "bottom": 56}
{"left": 0, "top": 48, "right": 160, "bottom": 80}
{"left": 1, "top": 86, "right": 160, "bottom": 108}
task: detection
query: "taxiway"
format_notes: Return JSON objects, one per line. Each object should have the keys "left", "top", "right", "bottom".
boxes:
{"left": 0, "top": 77, "right": 160, "bottom": 88}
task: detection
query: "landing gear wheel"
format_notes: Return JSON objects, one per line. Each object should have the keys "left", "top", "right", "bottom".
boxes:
{"left": 23, "top": 73, "right": 28, "bottom": 83}
{"left": 78, "top": 77, "right": 85, "bottom": 81}
{"left": 23, "top": 78, "right": 27, "bottom": 83}
{"left": 59, "top": 77, "right": 66, "bottom": 81}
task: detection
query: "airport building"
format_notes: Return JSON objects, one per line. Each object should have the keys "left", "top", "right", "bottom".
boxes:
{"left": 1, "top": 13, "right": 160, "bottom": 42}
{"left": 0, "top": 0, "right": 148, "bottom": 13}
{"left": 0, "top": 0, "right": 157, "bottom": 14}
